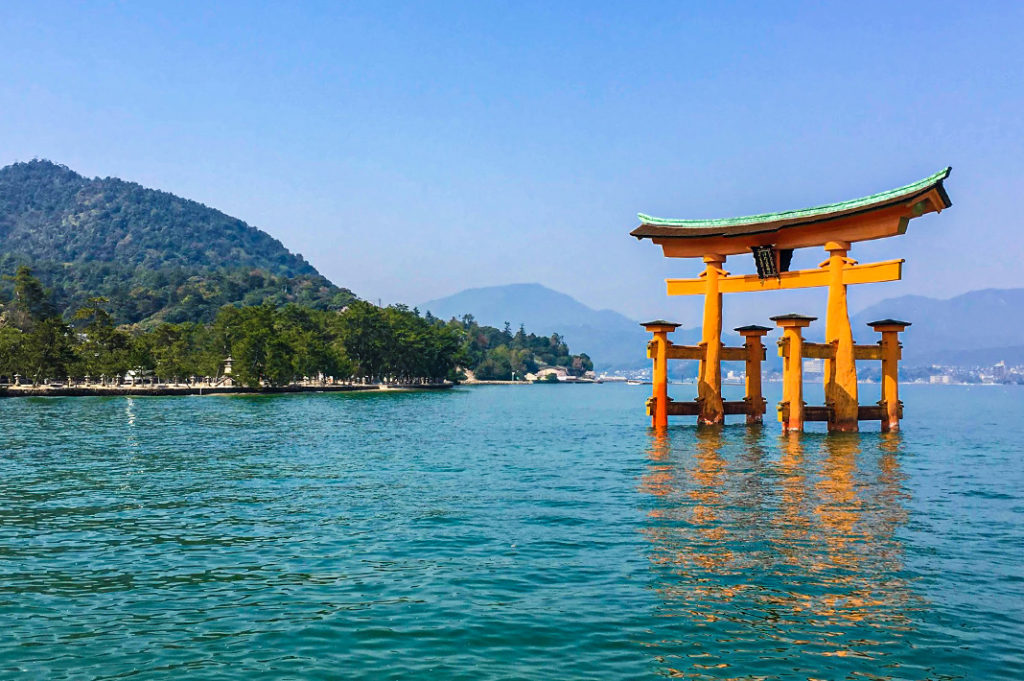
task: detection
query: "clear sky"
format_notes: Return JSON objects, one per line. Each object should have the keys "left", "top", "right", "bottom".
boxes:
{"left": 1, "top": 1, "right": 1021, "bottom": 324}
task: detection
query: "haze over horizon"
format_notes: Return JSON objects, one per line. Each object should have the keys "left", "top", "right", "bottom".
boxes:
{"left": 2, "top": 2, "right": 1021, "bottom": 323}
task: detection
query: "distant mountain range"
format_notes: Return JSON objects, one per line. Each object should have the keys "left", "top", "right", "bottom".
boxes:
{"left": 851, "top": 288, "right": 1024, "bottom": 366}
{"left": 423, "top": 283, "right": 1024, "bottom": 371}
{"left": 0, "top": 160, "right": 354, "bottom": 324}
{"left": 421, "top": 283, "right": 656, "bottom": 370}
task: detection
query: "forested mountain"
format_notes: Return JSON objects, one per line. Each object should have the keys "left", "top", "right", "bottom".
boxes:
{"left": 0, "top": 160, "right": 354, "bottom": 324}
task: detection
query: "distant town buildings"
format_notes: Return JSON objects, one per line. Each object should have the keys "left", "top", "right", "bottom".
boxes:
{"left": 598, "top": 360, "right": 1024, "bottom": 385}
{"left": 802, "top": 358, "right": 824, "bottom": 377}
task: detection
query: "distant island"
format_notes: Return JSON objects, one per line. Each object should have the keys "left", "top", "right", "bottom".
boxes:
{"left": 0, "top": 160, "right": 591, "bottom": 391}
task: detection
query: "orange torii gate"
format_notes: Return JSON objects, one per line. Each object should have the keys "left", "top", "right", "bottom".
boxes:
{"left": 632, "top": 168, "right": 952, "bottom": 433}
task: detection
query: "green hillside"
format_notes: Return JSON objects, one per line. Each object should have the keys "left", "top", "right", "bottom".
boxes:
{"left": 0, "top": 160, "right": 355, "bottom": 324}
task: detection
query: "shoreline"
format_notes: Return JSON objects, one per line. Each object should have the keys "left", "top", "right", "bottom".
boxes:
{"left": 0, "top": 382, "right": 454, "bottom": 399}
{"left": 461, "top": 379, "right": 601, "bottom": 386}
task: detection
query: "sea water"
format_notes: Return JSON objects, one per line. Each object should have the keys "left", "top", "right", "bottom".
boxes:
{"left": 1, "top": 384, "right": 1021, "bottom": 679}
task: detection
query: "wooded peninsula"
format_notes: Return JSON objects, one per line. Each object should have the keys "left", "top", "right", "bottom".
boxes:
{"left": 0, "top": 266, "right": 592, "bottom": 389}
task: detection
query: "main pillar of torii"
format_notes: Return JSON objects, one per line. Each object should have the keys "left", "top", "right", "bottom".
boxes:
{"left": 630, "top": 168, "right": 952, "bottom": 432}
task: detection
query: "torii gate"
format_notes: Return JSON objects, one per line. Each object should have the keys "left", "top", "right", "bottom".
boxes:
{"left": 632, "top": 168, "right": 952, "bottom": 433}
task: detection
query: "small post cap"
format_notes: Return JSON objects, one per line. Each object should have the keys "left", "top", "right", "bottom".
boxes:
{"left": 769, "top": 313, "right": 817, "bottom": 322}
{"left": 770, "top": 313, "right": 817, "bottom": 328}
{"left": 867, "top": 319, "right": 911, "bottom": 330}
{"left": 641, "top": 319, "right": 681, "bottom": 330}
{"left": 734, "top": 324, "right": 771, "bottom": 335}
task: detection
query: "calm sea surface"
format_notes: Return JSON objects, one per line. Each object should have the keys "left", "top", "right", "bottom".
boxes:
{"left": 1, "top": 384, "right": 1022, "bottom": 680}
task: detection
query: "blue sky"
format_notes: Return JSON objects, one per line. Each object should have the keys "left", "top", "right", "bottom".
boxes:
{"left": 1, "top": 1, "right": 1021, "bottom": 323}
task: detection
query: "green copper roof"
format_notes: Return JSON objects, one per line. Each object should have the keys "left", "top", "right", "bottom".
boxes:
{"left": 633, "top": 167, "right": 951, "bottom": 238}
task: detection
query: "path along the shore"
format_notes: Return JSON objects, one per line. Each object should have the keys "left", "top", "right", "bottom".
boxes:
{"left": 0, "top": 382, "right": 454, "bottom": 398}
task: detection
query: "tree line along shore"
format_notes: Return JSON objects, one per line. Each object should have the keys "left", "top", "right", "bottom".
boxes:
{"left": 0, "top": 266, "right": 593, "bottom": 392}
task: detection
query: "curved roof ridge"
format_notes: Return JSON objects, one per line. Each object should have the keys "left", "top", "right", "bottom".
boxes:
{"left": 637, "top": 167, "right": 951, "bottom": 229}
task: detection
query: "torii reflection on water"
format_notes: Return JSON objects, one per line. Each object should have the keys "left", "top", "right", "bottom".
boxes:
{"left": 638, "top": 428, "right": 920, "bottom": 677}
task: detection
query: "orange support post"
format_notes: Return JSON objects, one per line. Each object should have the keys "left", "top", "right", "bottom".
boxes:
{"left": 772, "top": 314, "right": 816, "bottom": 434}
{"left": 735, "top": 325, "right": 769, "bottom": 424}
{"left": 822, "top": 240, "right": 859, "bottom": 433}
{"left": 698, "top": 254, "right": 727, "bottom": 426}
{"left": 642, "top": 320, "right": 680, "bottom": 429}
{"left": 868, "top": 319, "right": 910, "bottom": 433}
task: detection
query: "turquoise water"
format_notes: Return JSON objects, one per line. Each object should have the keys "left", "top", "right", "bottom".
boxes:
{"left": 1, "top": 384, "right": 1022, "bottom": 679}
